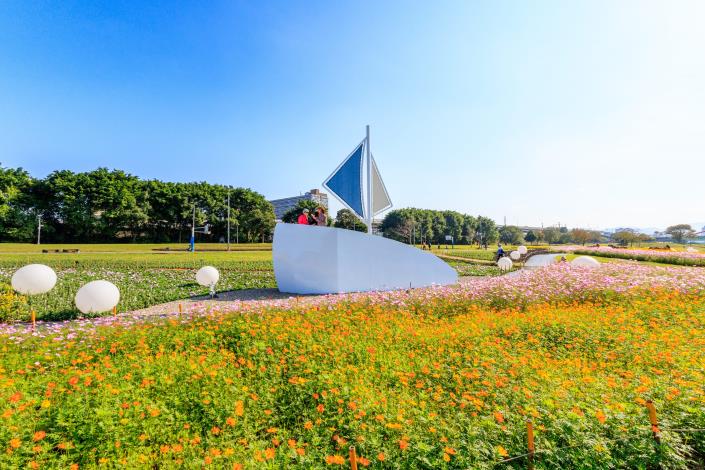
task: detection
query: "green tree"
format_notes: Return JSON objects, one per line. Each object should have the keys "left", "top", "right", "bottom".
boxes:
{"left": 543, "top": 227, "right": 560, "bottom": 245}
{"left": 0, "top": 165, "right": 36, "bottom": 241}
{"left": 3, "top": 165, "right": 274, "bottom": 243}
{"left": 334, "top": 209, "right": 368, "bottom": 232}
{"left": 499, "top": 225, "right": 524, "bottom": 245}
{"left": 665, "top": 224, "right": 695, "bottom": 244}
{"left": 475, "top": 216, "right": 499, "bottom": 247}
{"left": 524, "top": 230, "right": 537, "bottom": 245}
{"left": 611, "top": 229, "right": 639, "bottom": 247}
{"left": 570, "top": 228, "right": 591, "bottom": 245}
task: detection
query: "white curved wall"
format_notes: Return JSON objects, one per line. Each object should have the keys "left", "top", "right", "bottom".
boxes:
{"left": 273, "top": 223, "right": 457, "bottom": 294}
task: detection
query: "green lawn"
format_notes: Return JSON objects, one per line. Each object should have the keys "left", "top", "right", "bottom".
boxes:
{"left": 0, "top": 250, "right": 275, "bottom": 321}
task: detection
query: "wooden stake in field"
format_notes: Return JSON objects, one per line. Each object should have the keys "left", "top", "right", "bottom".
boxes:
{"left": 178, "top": 303, "right": 183, "bottom": 316}
{"left": 349, "top": 446, "right": 358, "bottom": 470}
{"left": 527, "top": 420, "right": 535, "bottom": 470}
{"left": 31, "top": 309, "right": 36, "bottom": 332}
{"left": 646, "top": 400, "right": 661, "bottom": 444}
{"left": 113, "top": 306, "right": 117, "bottom": 318}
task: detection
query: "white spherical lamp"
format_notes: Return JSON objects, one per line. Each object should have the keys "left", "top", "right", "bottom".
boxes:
{"left": 571, "top": 256, "right": 600, "bottom": 268}
{"left": 517, "top": 245, "right": 528, "bottom": 255}
{"left": 196, "top": 266, "right": 220, "bottom": 287}
{"left": 510, "top": 250, "right": 521, "bottom": 260}
{"left": 11, "top": 264, "right": 57, "bottom": 295}
{"left": 497, "top": 257, "right": 513, "bottom": 271}
{"left": 75, "top": 280, "right": 120, "bottom": 314}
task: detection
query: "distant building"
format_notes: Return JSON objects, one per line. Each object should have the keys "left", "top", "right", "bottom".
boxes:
{"left": 269, "top": 189, "right": 328, "bottom": 221}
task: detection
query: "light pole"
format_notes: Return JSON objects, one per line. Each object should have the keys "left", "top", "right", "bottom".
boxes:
{"left": 190, "top": 205, "right": 196, "bottom": 252}
{"left": 227, "top": 189, "right": 231, "bottom": 252}
{"left": 37, "top": 215, "right": 42, "bottom": 245}
{"left": 189, "top": 204, "right": 211, "bottom": 253}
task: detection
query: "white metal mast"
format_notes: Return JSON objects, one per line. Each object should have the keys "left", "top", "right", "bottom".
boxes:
{"left": 365, "top": 124, "right": 372, "bottom": 233}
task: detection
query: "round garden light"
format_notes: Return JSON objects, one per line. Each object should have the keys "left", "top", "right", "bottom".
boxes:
{"left": 196, "top": 266, "right": 220, "bottom": 298}
{"left": 518, "top": 245, "right": 528, "bottom": 255}
{"left": 11, "top": 264, "right": 57, "bottom": 330}
{"left": 510, "top": 250, "right": 521, "bottom": 260}
{"left": 11, "top": 264, "right": 57, "bottom": 295}
{"left": 75, "top": 280, "right": 120, "bottom": 314}
{"left": 497, "top": 257, "right": 513, "bottom": 271}
{"left": 571, "top": 255, "right": 600, "bottom": 268}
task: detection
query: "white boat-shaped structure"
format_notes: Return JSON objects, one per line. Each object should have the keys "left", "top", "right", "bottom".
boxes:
{"left": 273, "top": 223, "right": 457, "bottom": 294}
{"left": 273, "top": 126, "right": 457, "bottom": 294}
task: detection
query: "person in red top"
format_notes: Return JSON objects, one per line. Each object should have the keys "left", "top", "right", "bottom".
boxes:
{"left": 297, "top": 208, "right": 310, "bottom": 225}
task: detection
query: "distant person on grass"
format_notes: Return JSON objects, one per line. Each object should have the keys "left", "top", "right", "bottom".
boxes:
{"left": 297, "top": 208, "right": 310, "bottom": 225}
{"left": 495, "top": 243, "right": 505, "bottom": 261}
{"left": 312, "top": 207, "right": 327, "bottom": 226}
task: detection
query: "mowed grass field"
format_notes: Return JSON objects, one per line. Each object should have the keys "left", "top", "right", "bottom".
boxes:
{"left": 0, "top": 244, "right": 275, "bottom": 321}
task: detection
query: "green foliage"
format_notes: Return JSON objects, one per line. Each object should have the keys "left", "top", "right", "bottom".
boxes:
{"left": 611, "top": 229, "right": 640, "bottom": 247}
{"left": 0, "top": 165, "right": 36, "bottom": 242}
{"left": 0, "top": 283, "right": 28, "bottom": 321}
{"left": 380, "top": 209, "right": 495, "bottom": 245}
{"left": 543, "top": 227, "right": 561, "bottom": 244}
{"left": 0, "top": 165, "right": 275, "bottom": 243}
{"left": 446, "top": 260, "right": 509, "bottom": 276}
{"left": 570, "top": 228, "right": 603, "bottom": 245}
{"left": 0, "top": 251, "right": 275, "bottom": 321}
{"left": 498, "top": 225, "right": 524, "bottom": 245}
{"left": 333, "top": 209, "right": 367, "bottom": 232}
{"left": 666, "top": 224, "right": 696, "bottom": 244}
{"left": 525, "top": 230, "right": 538, "bottom": 244}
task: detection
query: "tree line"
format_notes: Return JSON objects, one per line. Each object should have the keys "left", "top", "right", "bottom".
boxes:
{"left": 0, "top": 165, "right": 275, "bottom": 243}
{"left": 378, "top": 208, "right": 500, "bottom": 246}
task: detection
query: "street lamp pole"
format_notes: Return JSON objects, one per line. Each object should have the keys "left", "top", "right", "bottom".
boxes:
{"left": 37, "top": 215, "right": 42, "bottom": 245}
{"left": 190, "top": 205, "right": 196, "bottom": 252}
{"left": 227, "top": 189, "right": 231, "bottom": 252}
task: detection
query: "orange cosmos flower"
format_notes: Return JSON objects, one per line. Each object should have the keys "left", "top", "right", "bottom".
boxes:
{"left": 325, "top": 455, "right": 345, "bottom": 465}
{"left": 596, "top": 410, "right": 607, "bottom": 423}
{"left": 32, "top": 431, "right": 46, "bottom": 442}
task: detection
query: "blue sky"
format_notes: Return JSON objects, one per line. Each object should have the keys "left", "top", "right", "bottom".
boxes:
{"left": 1, "top": 1, "right": 704, "bottom": 229}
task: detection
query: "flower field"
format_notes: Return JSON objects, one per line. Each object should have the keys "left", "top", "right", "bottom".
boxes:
{"left": 567, "top": 246, "right": 705, "bottom": 267}
{"left": 0, "top": 249, "right": 495, "bottom": 322}
{"left": 2, "top": 264, "right": 705, "bottom": 468}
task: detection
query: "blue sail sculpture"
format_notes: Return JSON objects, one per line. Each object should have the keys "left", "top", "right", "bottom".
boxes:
{"left": 273, "top": 126, "right": 457, "bottom": 294}
{"left": 322, "top": 141, "right": 365, "bottom": 219}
